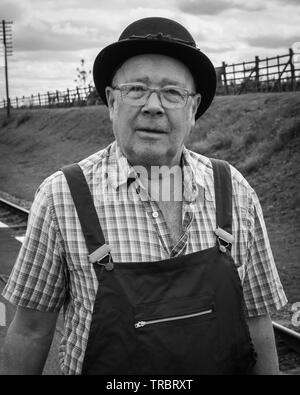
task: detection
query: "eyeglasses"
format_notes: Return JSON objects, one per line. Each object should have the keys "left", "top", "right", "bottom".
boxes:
{"left": 111, "top": 83, "right": 196, "bottom": 109}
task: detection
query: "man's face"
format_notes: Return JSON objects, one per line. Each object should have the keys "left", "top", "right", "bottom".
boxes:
{"left": 105, "top": 54, "right": 201, "bottom": 168}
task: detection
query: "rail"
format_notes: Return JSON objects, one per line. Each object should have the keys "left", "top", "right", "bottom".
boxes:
{"left": 0, "top": 196, "right": 29, "bottom": 215}
{"left": 273, "top": 322, "right": 300, "bottom": 354}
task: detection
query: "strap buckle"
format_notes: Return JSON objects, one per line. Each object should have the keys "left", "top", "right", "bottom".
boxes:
{"left": 88, "top": 244, "right": 111, "bottom": 264}
{"left": 214, "top": 227, "right": 234, "bottom": 253}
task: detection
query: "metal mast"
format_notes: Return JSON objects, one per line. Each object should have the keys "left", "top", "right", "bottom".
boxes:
{"left": 0, "top": 20, "right": 13, "bottom": 118}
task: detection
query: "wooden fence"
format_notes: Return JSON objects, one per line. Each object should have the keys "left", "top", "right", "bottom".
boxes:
{"left": 0, "top": 84, "right": 102, "bottom": 110}
{"left": 215, "top": 48, "right": 300, "bottom": 95}
{"left": 1, "top": 48, "right": 300, "bottom": 110}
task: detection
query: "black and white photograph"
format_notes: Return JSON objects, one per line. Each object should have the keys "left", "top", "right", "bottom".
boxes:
{"left": 0, "top": 0, "right": 299, "bottom": 378}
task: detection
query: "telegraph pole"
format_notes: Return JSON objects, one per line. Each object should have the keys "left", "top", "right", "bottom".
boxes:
{"left": 0, "top": 20, "right": 13, "bottom": 118}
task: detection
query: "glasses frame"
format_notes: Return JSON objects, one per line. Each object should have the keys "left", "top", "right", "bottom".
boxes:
{"left": 111, "top": 82, "right": 197, "bottom": 109}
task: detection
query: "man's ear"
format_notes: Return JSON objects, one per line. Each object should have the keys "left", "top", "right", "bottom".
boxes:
{"left": 192, "top": 93, "right": 201, "bottom": 118}
{"left": 189, "top": 93, "right": 201, "bottom": 127}
{"left": 105, "top": 86, "right": 117, "bottom": 121}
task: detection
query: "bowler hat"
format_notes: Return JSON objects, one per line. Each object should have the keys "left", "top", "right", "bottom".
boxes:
{"left": 93, "top": 17, "right": 216, "bottom": 119}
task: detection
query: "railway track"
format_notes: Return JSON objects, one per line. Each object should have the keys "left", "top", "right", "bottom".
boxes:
{"left": 0, "top": 197, "right": 29, "bottom": 234}
{"left": 1, "top": 196, "right": 300, "bottom": 374}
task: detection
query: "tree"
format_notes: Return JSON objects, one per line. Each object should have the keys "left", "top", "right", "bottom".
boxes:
{"left": 74, "top": 59, "right": 92, "bottom": 88}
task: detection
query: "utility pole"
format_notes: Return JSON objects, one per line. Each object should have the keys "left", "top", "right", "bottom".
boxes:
{"left": 0, "top": 20, "right": 13, "bottom": 118}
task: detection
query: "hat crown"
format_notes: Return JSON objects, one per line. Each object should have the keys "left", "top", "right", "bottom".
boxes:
{"left": 119, "top": 17, "right": 196, "bottom": 47}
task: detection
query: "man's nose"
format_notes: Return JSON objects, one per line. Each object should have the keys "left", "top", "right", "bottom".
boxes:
{"left": 141, "top": 91, "right": 165, "bottom": 116}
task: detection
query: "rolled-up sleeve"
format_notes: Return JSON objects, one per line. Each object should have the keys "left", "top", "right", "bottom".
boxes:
{"left": 242, "top": 189, "right": 288, "bottom": 317}
{"left": 2, "top": 181, "right": 67, "bottom": 312}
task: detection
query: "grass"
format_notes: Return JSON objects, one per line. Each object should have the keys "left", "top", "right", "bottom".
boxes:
{"left": 16, "top": 112, "right": 31, "bottom": 127}
{"left": 0, "top": 111, "right": 32, "bottom": 128}
{"left": 1, "top": 116, "right": 13, "bottom": 128}
{"left": 188, "top": 92, "right": 300, "bottom": 174}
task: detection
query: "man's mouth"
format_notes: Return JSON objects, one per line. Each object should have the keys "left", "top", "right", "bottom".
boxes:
{"left": 136, "top": 128, "right": 167, "bottom": 134}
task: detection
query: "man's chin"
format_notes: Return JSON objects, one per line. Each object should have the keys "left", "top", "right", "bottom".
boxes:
{"left": 128, "top": 145, "right": 169, "bottom": 167}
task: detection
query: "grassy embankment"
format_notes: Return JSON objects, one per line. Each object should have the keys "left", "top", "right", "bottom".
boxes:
{"left": 0, "top": 92, "right": 299, "bottom": 306}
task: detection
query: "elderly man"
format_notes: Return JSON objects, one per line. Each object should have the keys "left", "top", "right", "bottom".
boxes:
{"left": 2, "top": 17, "right": 287, "bottom": 375}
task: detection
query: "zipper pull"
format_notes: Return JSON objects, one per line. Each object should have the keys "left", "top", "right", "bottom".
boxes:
{"left": 135, "top": 321, "right": 146, "bottom": 328}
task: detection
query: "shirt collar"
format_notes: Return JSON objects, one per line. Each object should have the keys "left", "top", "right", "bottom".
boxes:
{"left": 107, "top": 141, "right": 137, "bottom": 190}
{"left": 107, "top": 141, "right": 209, "bottom": 202}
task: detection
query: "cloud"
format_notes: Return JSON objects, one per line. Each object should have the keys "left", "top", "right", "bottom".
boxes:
{"left": 13, "top": 21, "right": 108, "bottom": 52}
{"left": 177, "top": 0, "right": 265, "bottom": 15}
{"left": 246, "top": 35, "right": 300, "bottom": 49}
{"left": 276, "top": 0, "right": 300, "bottom": 5}
{"left": 0, "top": 0, "right": 30, "bottom": 22}
{"left": 200, "top": 44, "right": 235, "bottom": 54}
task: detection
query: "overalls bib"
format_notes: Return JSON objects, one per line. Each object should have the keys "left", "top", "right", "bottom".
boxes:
{"left": 62, "top": 159, "right": 256, "bottom": 375}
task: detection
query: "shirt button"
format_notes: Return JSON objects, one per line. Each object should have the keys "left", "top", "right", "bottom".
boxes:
{"left": 152, "top": 211, "right": 159, "bottom": 218}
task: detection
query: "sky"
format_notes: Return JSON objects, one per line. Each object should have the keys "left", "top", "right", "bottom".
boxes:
{"left": 0, "top": 0, "right": 300, "bottom": 101}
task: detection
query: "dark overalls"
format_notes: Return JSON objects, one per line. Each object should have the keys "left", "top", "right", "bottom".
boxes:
{"left": 62, "top": 159, "right": 256, "bottom": 375}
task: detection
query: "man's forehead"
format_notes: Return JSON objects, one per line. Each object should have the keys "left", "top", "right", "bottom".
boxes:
{"left": 112, "top": 53, "right": 195, "bottom": 87}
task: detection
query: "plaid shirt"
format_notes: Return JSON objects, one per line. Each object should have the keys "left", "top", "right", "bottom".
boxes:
{"left": 3, "top": 141, "right": 287, "bottom": 375}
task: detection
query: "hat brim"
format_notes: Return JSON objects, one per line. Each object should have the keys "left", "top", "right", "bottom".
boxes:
{"left": 93, "top": 39, "right": 217, "bottom": 119}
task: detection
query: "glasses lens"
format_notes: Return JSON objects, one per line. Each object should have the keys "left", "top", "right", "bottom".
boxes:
{"left": 161, "top": 87, "right": 186, "bottom": 105}
{"left": 122, "top": 84, "right": 148, "bottom": 102}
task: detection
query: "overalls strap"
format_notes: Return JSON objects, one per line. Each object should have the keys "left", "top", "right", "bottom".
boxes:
{"left": 210, "top": 158, "right": 232, "bottom": 235}
{"left": 61, "top": 163, "right": 106, "bottom": 255}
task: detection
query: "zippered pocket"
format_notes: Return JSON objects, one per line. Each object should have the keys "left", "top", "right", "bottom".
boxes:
{"left": 135, "top": 307, "right": 213, "bottom": 328}
{"left": 133, "top": 294, "right": 217, "bottom": 374}
{"left": 134, "top": 294, "right": 215, "bottom": 330}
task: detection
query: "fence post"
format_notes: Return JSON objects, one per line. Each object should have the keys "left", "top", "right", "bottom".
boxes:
{"left": 242, "top": 62, "right": 246, "bottom": 80}
{"left": 66, "top": 88, "right": 70, "bottom": 105}
{"left": 255, "top": 56, "right": 259, "bottom": 90}
{"left": 47, "top": 91, "right": 51, "bottom": 107}
{"left": 277, "top": 55, "right": 281, "bottom": 91}
{"left": 222, "top": 62, "right": 228, "bottom": 95}
{"left": 76, "top": 87, "right": 80, "bottom": 102}
{"left": 232, "top": 64, "right": 236, "bottom": 94}
{"left": 38, "top": 93, "right": 41, "bottom": 107}
{"left": 289, "top": 48, "right": 295, "bottom": 91}
{"left": 16, "top": 97, "right": 18, "bottom": 108}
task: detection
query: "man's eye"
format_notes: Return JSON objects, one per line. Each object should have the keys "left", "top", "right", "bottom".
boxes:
{"left": 163, "top": 88, "right": 184, "bottom": 100}
{"left": 127, "top": 85, "right": 147, "bottom": 93}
